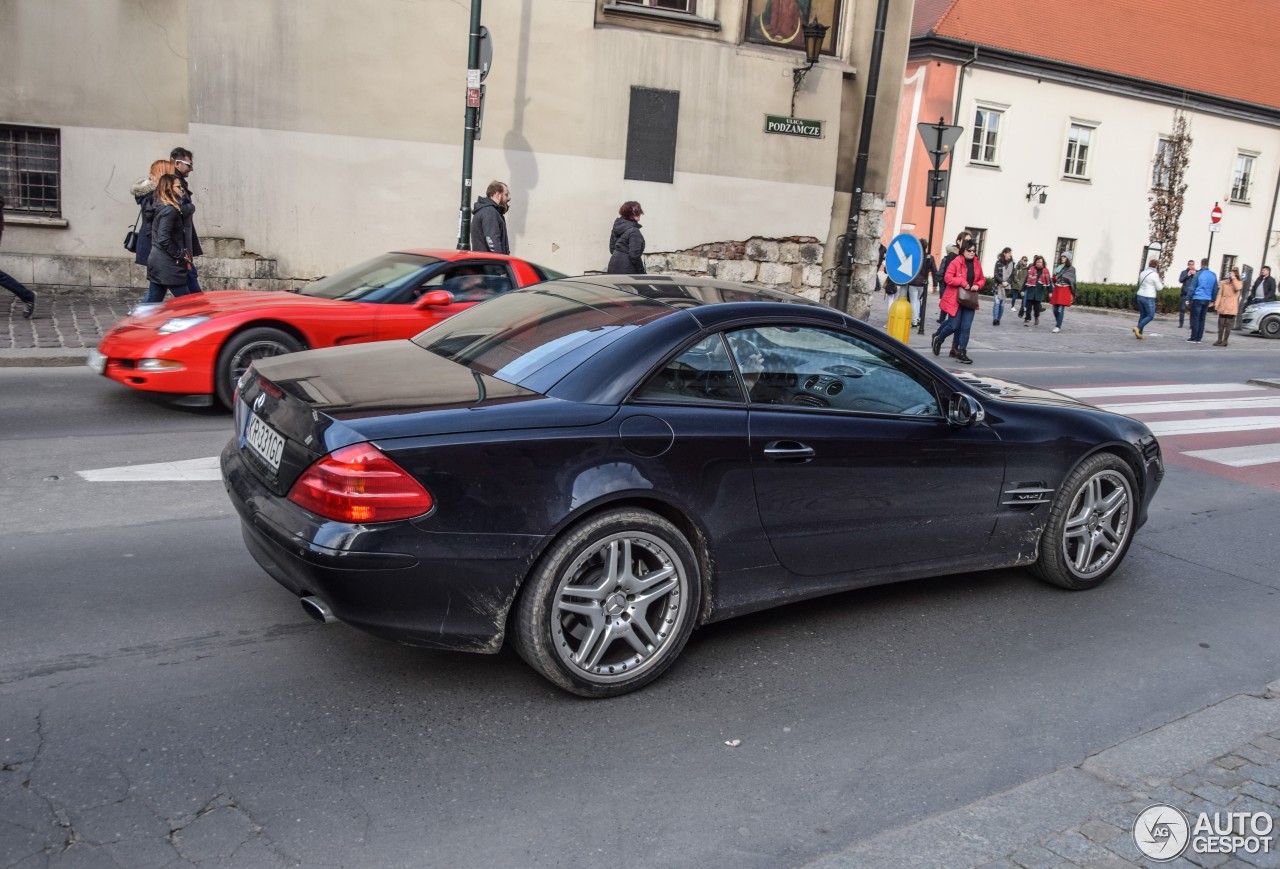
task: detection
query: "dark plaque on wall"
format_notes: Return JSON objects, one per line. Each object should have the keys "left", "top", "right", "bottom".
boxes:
{"left": 625, "top": 87, "right": 680, "bottom": 184}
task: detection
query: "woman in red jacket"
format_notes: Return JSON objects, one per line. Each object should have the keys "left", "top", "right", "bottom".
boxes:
{"left": 931, "top": 241, "right": 984, "bottom": 364}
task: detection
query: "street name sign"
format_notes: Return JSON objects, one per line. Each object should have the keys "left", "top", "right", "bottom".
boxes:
{"left": 764, "top": 115, "right": 824, "bottom": 139}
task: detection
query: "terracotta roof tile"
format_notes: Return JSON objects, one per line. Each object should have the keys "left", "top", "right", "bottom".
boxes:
{"left": 917, "top": 0, "right": 1280, "bottom": 110}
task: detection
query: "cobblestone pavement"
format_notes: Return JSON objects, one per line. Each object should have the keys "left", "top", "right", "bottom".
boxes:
{"left": 807, "top": 683, "right": 1280, "bottom": 869}
{"left": 1, "top": 294, "right": 132, "bottom": 352}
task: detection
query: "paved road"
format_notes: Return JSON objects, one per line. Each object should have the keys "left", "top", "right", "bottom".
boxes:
{"left": 2, "top": 342, "right": 1280, "bottom": 867}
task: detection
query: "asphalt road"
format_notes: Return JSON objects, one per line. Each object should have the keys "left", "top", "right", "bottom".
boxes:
{"left": 2, "top": 357, "right": 1279, "bottom": 869}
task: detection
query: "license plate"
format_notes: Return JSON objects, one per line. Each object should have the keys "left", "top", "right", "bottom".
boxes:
{"left": 87, "top": 349, "right": 106, "bottom": 375}
{"left": 245, "top": 413, "right": 286, "bottom": 472}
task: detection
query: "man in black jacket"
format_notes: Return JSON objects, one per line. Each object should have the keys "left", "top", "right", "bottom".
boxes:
{"left": 170, "top": 147, "right": 204, "bottom": 294}
{"left": 0, "top": 196, "right": 37, "bottom": 318}
{"left": 1244, "top": 265, "right": 1276, "bottom": 308}
{"left": 470, "top": 181, "right": 511, "bottom": 254}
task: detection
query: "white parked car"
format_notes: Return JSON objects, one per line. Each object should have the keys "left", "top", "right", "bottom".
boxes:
{"left": 1240, "top": 300, "right": 1280, "bottom": 338}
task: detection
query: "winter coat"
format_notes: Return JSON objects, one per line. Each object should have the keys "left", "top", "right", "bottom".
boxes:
{"left": 1022, "top": 265, "right": 1053, "bottom": 303}
{"left": 1137, "top": 267, "right": 1162, "bottom": 299}
{"left": 175, "top": 177, "right": 203, "bottom": 258}
{"left": 1247, "top": 274, "right": 1276, "bottom": 304}
{"left": 908, "top": 253, "right": 939, "bottom": 288}
{"left": 147, "top": 202, "right": 192, "bottom": 287}
{"left": 130, "top": 177, "right": 157, "bottom": 266}
{"left": 940, "top": 254, "right": 985, "bottom": 316}
{"left": 1049, "top": 264, "right": 1077, "bottom": 307}
{"left": 470, "top": 197, "right": 510, "bottom": 254}
{"left": 1179, "top": 268, "right": 1199, "bottom": 299}
{"left": 1194, "top": 269, "right": 1218, "bottom": 302}
{"left": 1213, "top": 276, "right": 1242, "bottom": 316}
{"left": 606, "top": 218, "right": 646, "bottom": 274}
{"left": 1013, "top": 262, "right": 1029, "bottom": 291}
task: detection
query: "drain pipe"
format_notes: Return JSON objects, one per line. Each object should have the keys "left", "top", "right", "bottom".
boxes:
{"left": 952, "top": 46, "right": 979, "bottom": 128}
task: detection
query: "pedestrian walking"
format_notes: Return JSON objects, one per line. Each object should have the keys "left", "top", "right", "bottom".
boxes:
{"left": 130, "top": 159, "right": 176, "bottom": 304}
{"left": 1177, "top": 260, "right": 1197, "bottom": 328}
{"left": 1211, "top": 266, "right": 1243, "bottom": 346}
{"left": 170, "top": 148, "right": 204, "bottom": 296}
{"left": 1049, "top": 253, "right": 1077, "bottom": 332}
{"left": 1134, "top": 258, "right": 1161, "bottom": 339}
{"left": 0, "top": 196, "right": 37, "bottom": 318}
{"left": 146, "top": 175, "right": 196, "bottom": 301}
{"left": 931, "top": 240, "right": 983, "bottom": 365}
{"left": 1013, "top": 255, "right": 1029, "bottom": 317}
{"left": 1244, "top": 265, "right": 1275, "bottom": 308}
{"left": 470, "top": 180, "right": 511, "bottom": 254}
{"left": 905, "top": 238, "right": 939, "bottom": 328}
{"left": 990, "top": 247, "right": 1016, "bottom": 325}
{"left": 936, "top": 230, "right": 971, "bottom": 355}
{"left": 1021, "top": 255, "right": 1052, "bottom": 326}
{"left": 606, "top": 201, "right": 646, "bottom": 274}
{"left": 1188, "top": 258, "right": 1217, "bottom": 343}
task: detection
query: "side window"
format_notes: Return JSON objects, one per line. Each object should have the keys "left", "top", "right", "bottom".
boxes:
{"left": 633, "top": 333, "right": 745, "bottom": 404}
{"left": 407, "top": 263, "right": 515, "bottom": 304}
{"left": 724, "top": 326, "right": 940, "bottom": 416}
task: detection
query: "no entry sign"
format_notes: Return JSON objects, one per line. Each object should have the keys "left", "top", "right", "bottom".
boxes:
{"left": 1211, "top": 205, "right": 1223, "bottom": 224}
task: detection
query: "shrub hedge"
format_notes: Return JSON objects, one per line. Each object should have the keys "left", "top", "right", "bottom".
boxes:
{"left": 980, "top": 281, "right": 1184, "bottom": 314}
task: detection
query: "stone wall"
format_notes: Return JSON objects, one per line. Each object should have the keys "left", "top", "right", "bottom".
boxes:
{"left": 0, "top": 237, "right": 310, "bottom": 299}
{"left": 641, "top": 236, "right": 826, "bottom": 300}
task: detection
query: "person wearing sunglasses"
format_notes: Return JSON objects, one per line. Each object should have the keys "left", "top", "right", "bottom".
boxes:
{"left": 169, "top": 147, "right": 204, "bottom": 296}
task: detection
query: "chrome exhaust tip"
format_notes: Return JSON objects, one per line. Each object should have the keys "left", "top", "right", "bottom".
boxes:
{"left": 300, "top": 595, "right": 337, "bottom": 624}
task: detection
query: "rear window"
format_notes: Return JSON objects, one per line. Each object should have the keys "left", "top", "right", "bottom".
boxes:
{"left": 529, "top": 262, "right": 570, "bottom": 282}
{"left": 412, "top": 281, "right": 673, "bottom": 387}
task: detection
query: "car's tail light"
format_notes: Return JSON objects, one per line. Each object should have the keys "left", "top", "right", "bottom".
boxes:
{"left": 288, "top": 443, "right": 433, "bottom": 523}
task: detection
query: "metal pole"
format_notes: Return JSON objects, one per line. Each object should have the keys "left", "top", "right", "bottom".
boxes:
{"left": 834, "top": 0, "right": 891, "bottom": 313}
{"left": 456, "top": 0, "right": 483, "bottom": 250}
{"left": 1206, "top": 201, "right": 1217, "bottom": 271}
{"left": 1241, "top": 164, "right": 1280, "bottom": 327}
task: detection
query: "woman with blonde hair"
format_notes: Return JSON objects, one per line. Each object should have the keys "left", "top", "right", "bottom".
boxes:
{"left": 131, "top": 159, "right": 176, "bottom": 303}
{"left": 145, "top": 174, "right": 196, "bottom": 302}
{"left": 1211, "top": 266, "right": 1243, "bottom": 346}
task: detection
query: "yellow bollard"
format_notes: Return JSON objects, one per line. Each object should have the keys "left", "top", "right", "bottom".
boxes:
{"left": 887, "top": 292, "right": 912, "bottom": 345}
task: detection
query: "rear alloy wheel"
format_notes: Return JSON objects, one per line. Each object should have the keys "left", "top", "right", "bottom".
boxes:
{"left": 514, "top": 509, "right": 700, "bottom": 697}
{"left": 214, "top": 327, "right": 303, "bottom": 408}
{"left": 1033, "top": 453, "right": 1138, "bottom": 590}
{"left": 1261, "top": 316, "right": 1280, "bottom": 339}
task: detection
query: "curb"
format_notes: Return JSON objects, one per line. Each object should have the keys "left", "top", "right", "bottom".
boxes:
{"left": 0, "top": 348, "right": 91, "bottom": 368}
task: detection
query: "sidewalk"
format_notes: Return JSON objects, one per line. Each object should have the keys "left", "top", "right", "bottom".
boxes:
{"left": 807, "top": 680, "right": 1280, "bottom": 868}
{"left": 1, "top": 295, "right": 133, "bottom": 366}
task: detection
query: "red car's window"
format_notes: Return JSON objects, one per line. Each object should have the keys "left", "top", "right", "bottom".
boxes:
{"left": 298, "top": 253, "right": 442, "bottom": 301}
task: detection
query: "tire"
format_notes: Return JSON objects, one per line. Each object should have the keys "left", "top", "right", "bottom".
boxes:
{"left": 514, "top": 509, "right": 701, "bottom": 697}
{"left": 1261, "top": 316, "right": 1280, "bottom": 339}
{"left": 1033, "top": 453, "right": 1138, "bottom": 590}
{"left": 214, "top": 327, "right": 303, "bottom": 409}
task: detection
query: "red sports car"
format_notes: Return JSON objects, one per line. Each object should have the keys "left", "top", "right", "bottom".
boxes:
{"left": 90, "top": 249, "right": 562, "bottom": 407}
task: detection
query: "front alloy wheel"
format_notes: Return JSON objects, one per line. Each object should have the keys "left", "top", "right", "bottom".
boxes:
{"left": 515, "top": 510, "right": 700, "bottom": 697}
{"left": 1034, "top": 453, "right": 1138, "bottom": 589}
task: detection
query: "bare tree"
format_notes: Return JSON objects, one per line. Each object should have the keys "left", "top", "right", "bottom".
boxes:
{"left": 1148, "top": 109, "right": 1192, "bottom": 275}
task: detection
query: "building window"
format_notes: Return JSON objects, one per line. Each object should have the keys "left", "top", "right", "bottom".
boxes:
{"left": 970, "top": 108, "right": 1001, "bottom": 165}
{"left": 1152, "top": 138, "right": 1172, "bottom": 189}
{"left": 617, "top": 0, "right": 694, "bottom": 11}
{"left": 1221, "top": 254, "right": 1237, "bottom": 277}
{"left": 1231, "top": 153, "right": 1254, "bottom": 203}
{"left": 1063, "top": 124, "right": 1093, "bottom": 179}
{"left": 625, "top": 87, "right": 680, "bottom": 184}
{"left": 600, "top": 0, "right": 720, "bottom": 32}
{"left": 744, "top": 0, "right": 841, "bottom": 54}
{"left": 0, "top": 125, "right": 60, "bottom": 216}
{"left": 963, "top": 227, "right": 987, "bottom": 262}
{"left": 1056, "top": 237, "right": 1077, "bottom": 262}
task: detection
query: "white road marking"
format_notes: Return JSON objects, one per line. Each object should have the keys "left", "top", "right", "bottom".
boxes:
{"left": 1184, "top": 443, "right": 1280, "bottom": 468}
{"left": 1145, "top": 416, "right": 1280, "bottom": 436}
{"left": 1059, "top": 383, "right": 1263, "bottom": 398}
{"left": 1099, "top": 396, "right": 1280, "bottom": 415}
{"left": 78, "top": 456, "right": 222, "bottom": 482}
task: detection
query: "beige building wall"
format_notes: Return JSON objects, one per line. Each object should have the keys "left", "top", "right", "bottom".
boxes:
{"left": 2, "top": 0, "right": 908, "bottom": 284}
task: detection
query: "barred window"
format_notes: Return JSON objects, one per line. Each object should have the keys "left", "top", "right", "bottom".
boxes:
{"left": 0, "top": 125, "right": 61, "bottom": 216}
{"left": 1230, "top": 153, "right": 1254, "bottom": 203}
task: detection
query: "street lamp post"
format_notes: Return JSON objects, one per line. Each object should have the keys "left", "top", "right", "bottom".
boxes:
{"left": 456, "top": 0, "right": 484, "bottom": 249}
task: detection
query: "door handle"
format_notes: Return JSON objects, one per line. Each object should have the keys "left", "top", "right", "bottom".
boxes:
{"left": 763, "top": 441, "right": 815, "bottom": 461}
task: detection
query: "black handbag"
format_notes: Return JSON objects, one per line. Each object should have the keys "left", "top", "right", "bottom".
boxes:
{"left": 123, "top": 207, "right": 143, "bottom": 253}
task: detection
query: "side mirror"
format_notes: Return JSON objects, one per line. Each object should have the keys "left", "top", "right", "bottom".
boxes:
{"left": 947, "top": 392, "right": 986, "bottom": 427}
{"left": 415, "top": 289, "right": 454, "bottom": 308}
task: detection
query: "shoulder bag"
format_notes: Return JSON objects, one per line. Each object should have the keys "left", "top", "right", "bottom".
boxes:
{"left": 956, "top": 286, "right": 980, "bottom": 309}
{"left": 123, "top": 207, "right": 143, "bottom": 253}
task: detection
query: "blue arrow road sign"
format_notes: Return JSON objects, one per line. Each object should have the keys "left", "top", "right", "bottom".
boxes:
{"left": 884, "top": 233, "right": 923, "bottom": 286}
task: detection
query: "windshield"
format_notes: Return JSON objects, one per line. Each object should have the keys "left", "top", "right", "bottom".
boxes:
{"left": 412, "top": 281, "right": 673, "bottom": 387}
{"left": 297, "top": 252, "right": 442, "bottom": 301}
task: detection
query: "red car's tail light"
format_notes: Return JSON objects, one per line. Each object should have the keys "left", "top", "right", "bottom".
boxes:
{"left": 288, "top": 443, "right": 433, "bottom": 523}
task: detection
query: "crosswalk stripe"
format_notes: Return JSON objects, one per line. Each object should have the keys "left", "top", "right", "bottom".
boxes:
{"left": 1145, "top": 416, "right": 1280, "bottom": 436}
{"left": 1060, "top": 383, "right": 1263, "bottom": 398}
{"left": 1184, "top": 443, "right": 1280, "bottom": 468}
{"left": 1098, "top": 397, "right": 1280, "bottom": 415}
{"left": 77, "top": 456, "right": 222, "bottom": 482}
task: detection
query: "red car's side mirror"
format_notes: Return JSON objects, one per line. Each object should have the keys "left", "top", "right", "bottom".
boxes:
{"left": 415, "top": 289, "right": 454, "bottom": 308}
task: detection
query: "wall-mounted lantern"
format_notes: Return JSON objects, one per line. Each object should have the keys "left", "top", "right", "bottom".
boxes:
{"left": 790, "top": 19, "right": 829, "bottom": 118}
